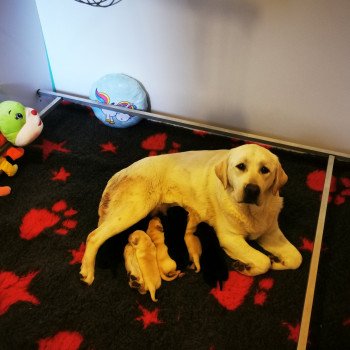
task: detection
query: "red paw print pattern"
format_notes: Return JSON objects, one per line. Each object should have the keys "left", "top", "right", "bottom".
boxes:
{"left": 69, "top": 243, "right": 86, "bottom": 265}
{"left": 20, "top": 200, "right": 78, "bottom": 240}
{"left": 282, "top": 322, "right": 301, "bottom": 343}
{"left": 306, "top": 170, "right": 350, "bottom": 205}
{"left": 36, "top": 139, "right": 71, "bottom": 160}
{"left": 0, "top": 271, "right": 40, "bottom": 316}
{"left": 100, "top": 141, "right": 117, "bottom": 154}
{"left": 51, "top": 167, "right": 71, "bottom": 182}
{"left": 210, "top": 271, "right": 274, "bottom": 311}
{"left": 299, "top": 237, "right": 314, "bottom": 252}
{"left": 38, "top": 331, "right": 83, "bottom": 350}
{"left": 141, "top": 133, "right": 181, "bottom": 156}
{"left": 135, "top": 304, "right": 164, "bottom": 329}
{"left": 254, "top": 278, "right": 275, "bottom": 305}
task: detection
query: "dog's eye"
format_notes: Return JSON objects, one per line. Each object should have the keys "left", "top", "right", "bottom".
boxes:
{"left": 15, "top": 113, "right": 23, "bottom": 120}
{"left": 236, "top": 163, "right": 246, "bottom": 171}
{"left": 260, "top": 166, "right": 270, "bottom": 174}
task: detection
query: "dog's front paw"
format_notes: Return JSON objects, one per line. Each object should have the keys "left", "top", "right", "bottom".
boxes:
{"left": 231, "top": 260, "right": 251, "bottom": 272}
{"left": 270, "top": 253, "right": 303, "bottom": 270}
{"left": 232, "top": 255, "right": 271, "bottom": 276}
{"left": 268, "top": 253, "right": 281, "bottom": 264}
{"left": 269, "top": 249, "right": 303, "bottom": 271}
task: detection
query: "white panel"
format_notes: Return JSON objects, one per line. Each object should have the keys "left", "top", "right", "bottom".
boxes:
{"left": 0, "top": 0, "right": 52, "bottom": 109}
{"left": 35, "top": 0, "right": 350, "bottom": 153}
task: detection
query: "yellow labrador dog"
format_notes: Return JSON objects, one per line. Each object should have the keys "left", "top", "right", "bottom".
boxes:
{"left": 80, "top": 144, "right": 302, "bottom": 285}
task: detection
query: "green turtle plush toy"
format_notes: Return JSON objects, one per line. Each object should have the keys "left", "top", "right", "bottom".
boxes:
{"left": 0, "top": 100, "right": 43, "bottom": 196}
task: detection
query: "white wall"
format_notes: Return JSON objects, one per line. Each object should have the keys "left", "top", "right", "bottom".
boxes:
{"left": 36, "top": 0, "right": 350, "bottom": 153}
{"left": 0, "top": 0, "right": 52, "bottom": 110}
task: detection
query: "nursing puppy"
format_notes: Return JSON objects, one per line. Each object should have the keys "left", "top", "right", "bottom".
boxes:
{"left": 128, "top": 230, "right": 161, "bottom": 302}
{"left": 146, "top": 217, "right": 181, "bottom": 281}
{"left": 123, "top": 243, "right": 145, "bottom": 294}
{"left": 81, "top": 144, "right": 302, "bottom": 286}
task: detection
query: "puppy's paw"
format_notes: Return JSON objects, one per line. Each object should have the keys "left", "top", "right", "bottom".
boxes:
{"left": 189, "top": 261, "right": 201, "bottom": 273}
{"left": 128, "top": 273, "right": 142, "bottom": 288}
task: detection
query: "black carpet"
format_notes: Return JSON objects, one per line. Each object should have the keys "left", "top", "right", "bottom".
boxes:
{"left": 0, "top": 103, "right": 349, "bottom": 350}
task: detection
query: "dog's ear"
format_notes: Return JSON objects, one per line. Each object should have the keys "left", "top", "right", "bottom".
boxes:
{"left": 271, "top": 162, "right": 288, "bottom": 195}
{"left": 215, "top": 158, "right": 228, "bottom": 189}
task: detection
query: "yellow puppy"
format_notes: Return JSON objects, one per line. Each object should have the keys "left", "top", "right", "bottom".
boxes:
{"left": 128, "top": 230, "right": 161, "bottom": 302}
{"left": 146, "top": 217, "right": 181, "bottom": 281}
{"left": 123, "top": 243, "right": 146, "bottom": 294}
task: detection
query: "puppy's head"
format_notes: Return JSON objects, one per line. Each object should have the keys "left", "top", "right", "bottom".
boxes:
{"left": 128, "top": 230, "right": 151, "bottom": 248}
{"left": 147, "top": 217, "right": 164, "bottom": 233}
{"left": 215, "top": 144, "right": 287, "bottom": 206}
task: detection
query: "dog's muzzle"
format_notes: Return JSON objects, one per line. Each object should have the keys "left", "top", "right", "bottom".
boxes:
{"left": 243, "top": 184, "right": 260, "bottom": 205}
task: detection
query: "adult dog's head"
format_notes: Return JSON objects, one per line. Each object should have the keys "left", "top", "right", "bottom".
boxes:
{"left": 215, "top": 144, "right": 288, "bottom": 206}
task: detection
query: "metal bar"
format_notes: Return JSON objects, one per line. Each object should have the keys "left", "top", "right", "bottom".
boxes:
{"left": 37, "top": 89, "right": 350, "bottom": 161}
{"left": 39, "top": 97, "right": 62, "bottom": 119}
{"left": 297, "top": 155, "right": 335, "bottom": 350}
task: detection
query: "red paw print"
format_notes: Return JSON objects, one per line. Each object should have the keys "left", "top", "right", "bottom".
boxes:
{"left": 38, "top": 331, "right": 83, "bottom": 350}
{"left": 51, "top": 167, "right": 71, "bottom": 182}
{"left": 20, "top": 200, "right": 78, "bottom": 240}
{"left": 306, "top": 170, "right": 350, "bottom": 205}
{"left": 210, "top": 271, "right": 274, "bottom": 311}
{"left": 69, "top": 243, "right": 86, "bottom": 265}
{"left": 141, "top": 133, "right": 181, "bottom": 156}
{"left": 100, "top": 141, "right": 117, "bottom": 154}
{"left": 135, "top": 304, "right": 164, "bottom": 329}
{"left": 282, "top": 322, "right": 301, "bottom": 343}
{"left": 0, "top": 271, "right": 40, "bottom": 315}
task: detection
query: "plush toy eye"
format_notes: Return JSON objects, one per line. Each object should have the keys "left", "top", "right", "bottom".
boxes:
{"left": 260, "top": 166, "right": 270, "bottom": 174}
{"left": 236, "top": 163, "right": 246, "bottom": 171}
{"left": 15, "top": 113, "right": 23, "bottom": 120}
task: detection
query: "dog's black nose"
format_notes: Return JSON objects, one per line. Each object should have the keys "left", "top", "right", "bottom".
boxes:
{"left": 244, "top": 184, "right": 260, "bottom": 204}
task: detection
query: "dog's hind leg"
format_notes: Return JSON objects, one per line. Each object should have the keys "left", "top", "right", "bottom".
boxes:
{"left": 80, "top": 181, "right": 158, "bottom": 285}
{"left": 80, "top": 207, "right": 152, "bottom": 285}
